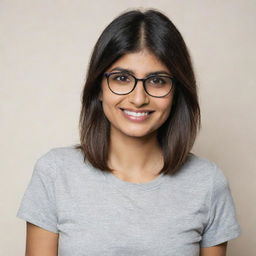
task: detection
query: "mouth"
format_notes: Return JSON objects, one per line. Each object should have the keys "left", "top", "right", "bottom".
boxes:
{"left": 120, "top": 108, "right": 154, "bottom": 115}
{"left": 120, "top": 108, "right": 155, "bottom": 123}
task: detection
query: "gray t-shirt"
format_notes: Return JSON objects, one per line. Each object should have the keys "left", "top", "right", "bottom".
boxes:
{"left": 17, "top": 146, "right": 241, "bottom": 256}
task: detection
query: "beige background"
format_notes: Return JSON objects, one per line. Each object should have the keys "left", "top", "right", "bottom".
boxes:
{"left": 1, "top": 0, "right": 255, "bottom": 255}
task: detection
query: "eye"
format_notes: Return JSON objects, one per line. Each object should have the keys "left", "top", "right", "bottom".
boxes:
{"left": 148, "top": 76, "right": 166, "bottom": 85}
{"left": 112, "top": 73, "right": 131, "bottom": 83}
{"left": 117, "top": 75, "right": 129, "bottom": 82}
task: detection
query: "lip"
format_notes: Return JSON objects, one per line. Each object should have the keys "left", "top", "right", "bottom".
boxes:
{"left": 119, "top": 108, "right": 154, "bottom": 113}
{"left": 119, "top": 108, "right": 154, "bottom": 122}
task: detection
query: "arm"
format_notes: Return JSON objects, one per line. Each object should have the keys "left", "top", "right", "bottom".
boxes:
{"left": 200, "top": 242, "right": 227, "bottom": 256}
{"left": 25, "top": 222, "right": 59, "bottom": 256}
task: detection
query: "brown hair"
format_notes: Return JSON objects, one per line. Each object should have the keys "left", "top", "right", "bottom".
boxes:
{"left": 75, "top": 9, "right": 201, "bottom": 175}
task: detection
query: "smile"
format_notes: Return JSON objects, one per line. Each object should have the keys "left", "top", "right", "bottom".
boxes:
{"left": 120, "top": 108, "right": 154, "bottom": 122}
{"left": 123, "top": 110, "right": 150, "bottom": 117}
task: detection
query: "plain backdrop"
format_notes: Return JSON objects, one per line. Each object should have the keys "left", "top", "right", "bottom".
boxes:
{"left": 1, "top": 0, "right": 255, "bottom": 255}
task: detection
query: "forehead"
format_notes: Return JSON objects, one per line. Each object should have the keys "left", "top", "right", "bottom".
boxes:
{"left": 107, "top": 50, "right": 170, "bottom": 76}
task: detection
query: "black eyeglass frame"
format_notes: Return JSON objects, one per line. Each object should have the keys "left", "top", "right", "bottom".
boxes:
{"left": 104, "top": 72, "right": 175, "bottom": 98}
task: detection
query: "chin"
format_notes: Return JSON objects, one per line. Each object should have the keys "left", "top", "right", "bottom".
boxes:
{"left": 126, "top": 133, "right": 148, "bottom": 138}
{"left": 123, "top": 129, "right": 156, "bottom": 139}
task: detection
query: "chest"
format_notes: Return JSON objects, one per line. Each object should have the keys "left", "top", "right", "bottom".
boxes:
{"left": 56, "top": 180, "right": 208, "bottom": 256}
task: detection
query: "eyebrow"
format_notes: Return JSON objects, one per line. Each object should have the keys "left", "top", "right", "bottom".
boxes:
{"left": 108, "top": 67, "right": 172, "bottom": 77}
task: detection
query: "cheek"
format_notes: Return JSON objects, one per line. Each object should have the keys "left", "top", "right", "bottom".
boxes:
{"left": 101, "top": 86, "right": 111, "bottom": 106}
{"left": 101, "top": 99, "right": 112, "bottom": 118}
{"left": 100, "top": 90, "right": 121, "bottom": 119}
{"left": 102, "top": 92, "right": 117, "bottom": 110}
{"left": 159, "top": 97, "right": 174, "bottom": 116}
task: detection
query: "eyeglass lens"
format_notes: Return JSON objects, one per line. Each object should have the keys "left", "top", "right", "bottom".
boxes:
{"left": 107, "top": 73, "right": 173, "bottom": 97}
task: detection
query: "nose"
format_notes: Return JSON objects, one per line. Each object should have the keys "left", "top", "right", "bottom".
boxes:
{"left": 128, "top": 80, "right": 149, "bottom": 106}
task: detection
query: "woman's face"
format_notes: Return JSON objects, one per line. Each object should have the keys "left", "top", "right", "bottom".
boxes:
{"left": 100, "top": 50, "right": 174, "bottom": 139}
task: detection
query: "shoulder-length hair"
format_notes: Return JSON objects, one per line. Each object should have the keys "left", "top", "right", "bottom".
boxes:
{"left": 75, "top": 9, "right": 201, "bottom": 175}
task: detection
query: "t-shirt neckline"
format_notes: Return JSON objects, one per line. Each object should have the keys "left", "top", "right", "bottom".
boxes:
{"left": 103, "top": 170, "right": 165, "bottom": 191}
{"left": 77, "top": 148, "right": 165, "bottom": 191}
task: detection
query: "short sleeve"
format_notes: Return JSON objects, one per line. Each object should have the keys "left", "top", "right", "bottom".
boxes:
{"left": 200, "top": 165, "right": 241, "bottom": 247}
{"left": 16, "top": 150, "right": 59, "bottom": 233}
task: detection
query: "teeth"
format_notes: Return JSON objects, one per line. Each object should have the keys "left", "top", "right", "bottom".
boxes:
{"left": 123, "top": 110, "right": 149, "bottom": 117}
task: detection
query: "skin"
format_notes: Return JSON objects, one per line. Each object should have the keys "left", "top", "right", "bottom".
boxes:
{"left": 25, "top": 49, "right": 228, "bottom": 255}
{"left": 200, "top": 243, "right": 227, "bottom": 255}
{"left": 25, "top": 222, "right": 58, "bottom": 256}
{"left": 99, "top": 49, "right": 174, "bottom": 182}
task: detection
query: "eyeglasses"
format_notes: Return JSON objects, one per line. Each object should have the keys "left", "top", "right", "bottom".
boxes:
{"left": 104, "top": 72, "right": 175, "bottom": 98}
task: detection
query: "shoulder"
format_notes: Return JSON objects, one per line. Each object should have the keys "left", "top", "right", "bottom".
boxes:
{"left": 37, "top": 145, "right": 83, "bottom": 163}
{"left": 34, "top": 145, "right": 84, "bottom": 178}
{"left": 175, "top": 153, "right": 229, "bottom": 190}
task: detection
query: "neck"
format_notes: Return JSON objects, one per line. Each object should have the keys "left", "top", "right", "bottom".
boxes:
{"left": 108, "top": 128, "right": 163, "bottom": 178}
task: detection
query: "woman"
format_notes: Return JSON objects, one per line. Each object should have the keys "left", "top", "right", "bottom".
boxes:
{"left": 17, "top": 9, "right": 241, "bottom": 256}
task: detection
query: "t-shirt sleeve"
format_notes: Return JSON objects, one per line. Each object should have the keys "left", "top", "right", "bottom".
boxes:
{"left": 200, "top": 164, "right": 241, "bottom": 247}
{"left": 16, "top": 150, "right": 59, "bottom": 233}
